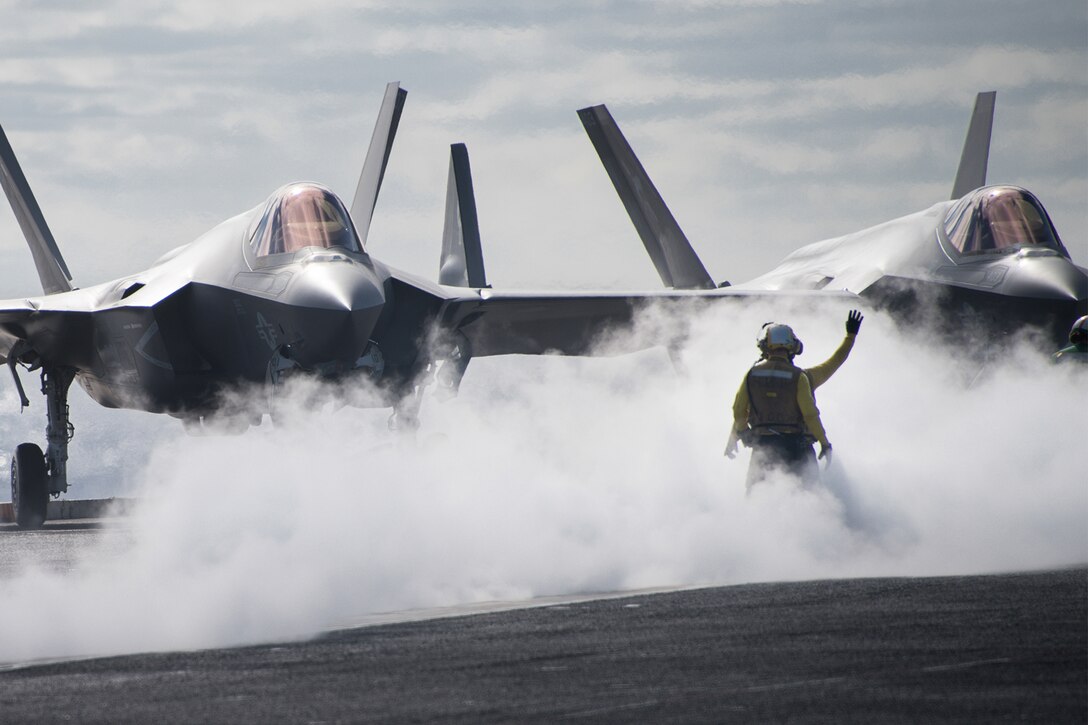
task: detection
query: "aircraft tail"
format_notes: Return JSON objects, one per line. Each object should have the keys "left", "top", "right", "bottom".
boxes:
{"left": 951, "top": 91, "right": 996, "bottom": 200}
{"left": 0, "top": 124, "right": 74, "bottom": 294}
{"left": 351, "top": 81, "right": 408, "bottom": 246}
{"left": 439, "top": 143, "right": 488, "bottom": 288}
{"left": 578, "top": 104, "right": 715, "bottom": 290}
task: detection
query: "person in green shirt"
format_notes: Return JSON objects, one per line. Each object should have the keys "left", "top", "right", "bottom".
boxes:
{"left": 725, "top": 310, "right": 862, "bottom": 490}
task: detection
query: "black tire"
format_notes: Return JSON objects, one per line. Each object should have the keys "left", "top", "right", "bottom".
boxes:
{"left": 11, "top": 443, "right": 48, "bottom": 529}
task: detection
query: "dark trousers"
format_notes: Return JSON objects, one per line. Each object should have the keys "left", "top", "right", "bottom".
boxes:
{"left": 746, "top": 433, "right": 819, "bottom": 490}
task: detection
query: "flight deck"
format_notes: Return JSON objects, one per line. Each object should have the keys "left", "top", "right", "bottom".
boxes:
{"left": 0, "top": 518, "right": 1083, "bottom": 723}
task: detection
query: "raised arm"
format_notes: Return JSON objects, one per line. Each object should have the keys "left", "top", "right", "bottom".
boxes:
{"left": 805, "top": 310, "right": 862, "bottom": 389}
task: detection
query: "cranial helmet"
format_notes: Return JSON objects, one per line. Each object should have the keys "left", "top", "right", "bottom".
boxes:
{"left": 1071, "top": 315, "right": 1088, "bottom": 346}
{"left": 758, "top": 323, "right": 803, "bottom": 357}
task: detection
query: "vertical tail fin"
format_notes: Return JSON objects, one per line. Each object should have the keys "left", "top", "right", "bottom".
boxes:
{"left": 351, "top": 81, "right": 408, "bottom": 246}
{"left": 0, "top": 124, "right": 73, "bottom": 294}
{"left": 951, "top": 91, "right": 996, "bottom": 200}
{"left": 439, "top": 143, "right": 487, "bottom": 288}
{"left": 578, "top": 104, "right": 715, "bottom": 290}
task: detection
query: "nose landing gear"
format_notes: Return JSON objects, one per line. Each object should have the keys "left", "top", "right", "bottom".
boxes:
{"left": 7, "top": 365, "right": 76, "bottom": 529}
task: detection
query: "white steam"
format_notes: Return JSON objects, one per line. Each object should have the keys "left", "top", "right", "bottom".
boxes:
{"left": 0, "top": 300, "right": 1084, "bottom": 663}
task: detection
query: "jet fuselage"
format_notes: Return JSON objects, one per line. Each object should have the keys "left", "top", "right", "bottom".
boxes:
{"left": 737, "top": 186, "right": 1087, "bottom": 342}
{"left": 33, "top": 184, "right": 415, "bottom": 420}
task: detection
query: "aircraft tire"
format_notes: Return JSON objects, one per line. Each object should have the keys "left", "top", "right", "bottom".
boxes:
{"left": 11, "top": 443, "right": 48, "bottom": 529}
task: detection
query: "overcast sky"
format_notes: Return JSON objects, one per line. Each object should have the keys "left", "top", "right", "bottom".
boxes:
{"left": 0, "top": 0, "right": 1085, "bottom": 295}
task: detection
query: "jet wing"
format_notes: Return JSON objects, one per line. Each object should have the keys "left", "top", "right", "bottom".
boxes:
{"left": 438, "top": 287, "right": 856, "bottom": 357}
{"left": 0, "top": 298, "right": 96, "bottom": 369}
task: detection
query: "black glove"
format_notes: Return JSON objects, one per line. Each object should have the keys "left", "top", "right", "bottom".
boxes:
{"left": 845, "top": 310, "right": 863, "bottom": 335}
{"left": 818, "top": 442, "right": 832, "bottom": 465}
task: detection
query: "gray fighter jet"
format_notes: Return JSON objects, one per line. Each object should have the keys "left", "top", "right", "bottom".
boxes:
{"left": 1, "top": 83, "right": 847, "bottom": 528}
{"left": 579, "top": 92, "right": 1087, "bottom": 343}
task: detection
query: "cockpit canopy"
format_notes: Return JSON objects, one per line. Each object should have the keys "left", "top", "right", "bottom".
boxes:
{"left": 942, "top": 186, "right": 1066, "bottom": 257}
{"left": 251, "top": 183, "right": 362, "bottom": 258}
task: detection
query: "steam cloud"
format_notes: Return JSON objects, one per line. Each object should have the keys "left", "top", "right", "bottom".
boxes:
{"left": 0, "top": 300, "right": 1084, "bottom": 664}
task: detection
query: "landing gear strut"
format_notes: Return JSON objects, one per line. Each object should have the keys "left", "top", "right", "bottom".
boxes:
{"left": 387, "top": 336, "right": 472, "bottom": 432}
{"left": 388, "top": 387, "right": 424, "bottom": 432}
{"left": 8, "top": 366, "right": 75, "bottom": 529}
{"left": 387, "top": 361, "right": 433, "bottom": 433}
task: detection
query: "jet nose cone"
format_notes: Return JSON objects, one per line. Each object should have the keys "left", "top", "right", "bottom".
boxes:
{"left": 291, "top": 256, "right": 385, "bottom": 311}
{"left": 1006, "top": 254, "right": 1088, "bottom": 302}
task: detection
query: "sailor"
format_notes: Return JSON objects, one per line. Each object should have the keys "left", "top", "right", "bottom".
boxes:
{"left": 725, "top": 310, "right": 863, "bottom": 489}
{"left": 1052, "top": 315, "right": 1088, "bottom": 363}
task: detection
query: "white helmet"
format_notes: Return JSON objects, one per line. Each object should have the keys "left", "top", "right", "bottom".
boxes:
{"left": 758, "top": 323, "right": 803, "bottom": 356}
{"left": 1071, "top": 315, "right": 1088, "bottom": 346}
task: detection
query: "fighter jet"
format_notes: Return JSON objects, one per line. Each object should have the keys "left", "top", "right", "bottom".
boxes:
{"left": 578, "top": 92, "right": 1087, "bottom": 343}
{"left": 1, "top": 83, "right": 849, "bottom": 528}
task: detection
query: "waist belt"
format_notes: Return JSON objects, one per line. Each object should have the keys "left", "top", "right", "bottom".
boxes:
{"left": 751, "top": 424, "right": 805, "bottom": 436}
